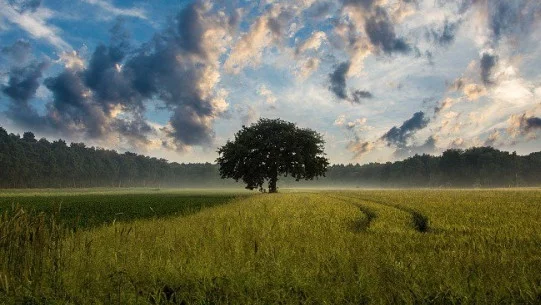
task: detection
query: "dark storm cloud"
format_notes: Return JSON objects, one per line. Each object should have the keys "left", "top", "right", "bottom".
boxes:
{"left": 2, "top": 61, "right": 48, "bottom": 103}
{"left": 524, "top": 117, "right": 541, "bottom": 132}
{"left": 381, "top": 111, "right": 429, "bottom": 147}
{"left": 351, "top": 90, "right": 373, "bottom": 103}
{"left": 1, "top": 40, "right": 32, "bottom": 64}
{"left": 365, "top": 7, "right": 411, "bottom": 55}
{"left": 329, "top": 61, "right": 350, "bottom": 100}
{"left": 43, "top": 70, "right": 110, "bottom": 138}
{"left": 1, "top": 58, "right": 48, "bottom": 129}
{"left": 480, "top": 53, "right": 497, "bottom": 86}
{"left": 8, "top": 0, "right": 41, "bottom": 13}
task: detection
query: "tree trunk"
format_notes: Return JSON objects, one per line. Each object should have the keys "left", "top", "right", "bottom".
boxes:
{"left": 268, "top": 167, "right": 278, "bottom": 193}
{"left": 268, "top": 176, "right": 277, "bottom": 193}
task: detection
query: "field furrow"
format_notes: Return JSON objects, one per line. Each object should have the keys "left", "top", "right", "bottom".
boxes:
{"left": 328, "top": 194, "right": 418, "bottom": 234}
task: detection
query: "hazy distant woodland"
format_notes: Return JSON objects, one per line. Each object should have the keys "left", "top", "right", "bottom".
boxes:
{"left": 1, "top": 127, "right": 540, "bottom": 189}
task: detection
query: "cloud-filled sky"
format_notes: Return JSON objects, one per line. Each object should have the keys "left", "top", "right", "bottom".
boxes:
{"left": 1, "top": 0, "right": 540, "bottom": 164}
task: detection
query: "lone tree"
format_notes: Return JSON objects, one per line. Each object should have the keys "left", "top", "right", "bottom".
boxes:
{"left": 217, "top": 118, "right": 329, "bottom": 193}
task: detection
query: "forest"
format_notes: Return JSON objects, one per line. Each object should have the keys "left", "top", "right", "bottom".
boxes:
{"left": 1, "top": 127, "right": 540, "bottom": 188}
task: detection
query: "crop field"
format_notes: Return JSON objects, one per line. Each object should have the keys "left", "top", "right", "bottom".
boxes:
{"left": 1, "top": 189, "right": 540, "bottom": 304}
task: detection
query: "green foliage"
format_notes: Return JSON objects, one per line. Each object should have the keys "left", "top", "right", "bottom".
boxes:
{"left": 2, "top": 126, "right": 541, "bottom": 189}
{"left": 216, "top": 119, "right": 329, "bottom": 192}
{"left": 0, "top": 128, "right": 233, "bottom": 188}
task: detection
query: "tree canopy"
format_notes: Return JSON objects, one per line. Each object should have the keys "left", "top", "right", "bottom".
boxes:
{"left": 216, "top": 118, "right": 329, "bottom": 193}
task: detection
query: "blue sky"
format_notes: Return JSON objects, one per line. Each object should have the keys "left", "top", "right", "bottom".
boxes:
{"left": 1, "top": 0, "right": 541, "bottom": 164}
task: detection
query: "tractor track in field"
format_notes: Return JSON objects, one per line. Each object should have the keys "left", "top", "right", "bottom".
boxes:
{"left": 326, "top": 195, "right": 377, "bottom": 232}
{"left": 329, "top": 194, "right": 430, "bottom": 233}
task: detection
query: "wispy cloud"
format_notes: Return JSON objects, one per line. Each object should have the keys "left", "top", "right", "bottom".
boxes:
{"left": 84, "top": 0, "right": 147, "bottom": 20}
{"left": 0, "top": 0, "right": 71, "bottom": 51}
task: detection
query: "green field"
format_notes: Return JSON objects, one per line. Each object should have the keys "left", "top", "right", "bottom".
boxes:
{"left": 1, "top": 189, "right": 540, "bottom": 304}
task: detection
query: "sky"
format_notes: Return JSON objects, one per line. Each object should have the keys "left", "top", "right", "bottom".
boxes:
{"left": 1, "top": 0, "right": 540, "bottom": 164}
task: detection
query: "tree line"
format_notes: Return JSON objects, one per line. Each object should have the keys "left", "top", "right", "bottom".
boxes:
{"left": 1, "top": 127, "right": 540, "bottom": 188}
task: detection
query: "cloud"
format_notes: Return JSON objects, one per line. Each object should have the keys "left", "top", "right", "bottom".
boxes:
{"left": 84, "top": 0, "right": 147, "bottom": 20}
{"left": 334, "top": 114, "right": 347, "bottom": 127}
{"left": 484, "top": 130, "right": 500, "bottom": 146}
{"left": 306, "top": 1, "right": 334, "bottom": 19}
{"left": 463, "top": 83, "right": 487, "bottom": 101}
{"left": 295, "top": 31, "right": 327, "bottom": 55}
{"left": 508, "top": 114, "right": 541, "bottom": 137}
{"left": 381, "top": 111, "right": 429, "bottom": 147}
{"left": 258, "top": 85, "right": 277, "bottom": 105}
{"left": 296, "top": 57, "right": 320, "bottom": 79}
{"left": 59, "top": 50, "right": 85, "bottom": 70}
{"left": 0, "top": 2, "right": 71, "bottom": 51}
{"left": 235, "top": 104, "right": 258, "bottom": 126}
{"left": 329, "top": 61, "right": 350, "bottom": 100}
{"left": 394, "top": 135, "right": 438, "bottom": 158}
{"left": 328, "top": 61, "right": 373, "bottom": 103}
{"left": 335, "top": 0, "right": 414, "bottom": 75}
{"left": 364, "top": 6, "right": 411, "bottom": 54}
{"left": 351, "top": 90, "right": 373, "bottom": 103}
{"left": 427, "top": 19, "right": 459, "bottom": 46}
{"left": 2, "top": 60, "right": 49, "bottom": 128}
{"left": 1, "top": 39, "right": 32, "bottom": 64}
{"left": 461, "top": 0, "right": 541, "bottom": 47}
{"left": 225, "top": 3, "right": 298, "bottom": 73}
{"left": 348, "top": 137, "right": 375, "bottom": 159}
{"left": 2, "top": 1, "right": 237, "bottom": 151}
{"left": 434, "top": 97, "right": 459, "bottom": 114}
{"left": 480, "top": 52, "right": 497, "bottom": 86}
{"left": 7, "top": 0, "right": 40, "bottom": 13}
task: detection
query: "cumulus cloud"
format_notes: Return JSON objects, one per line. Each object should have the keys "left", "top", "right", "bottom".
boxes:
{"left": 508, "top": 114, "right": 541, "bottom": 138}
{"left": 225, "top": 2, "right": 301, "bottom": 73}
{"left": 1, "top": 1, "right": 238, "bottom": 151}
{"left": 463, "top": 83, "right": 487, "bottom": 100}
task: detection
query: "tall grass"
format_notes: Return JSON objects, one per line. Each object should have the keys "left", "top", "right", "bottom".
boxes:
{"left": 0, "top": 189, "right": 540, "bottom": 304}
{"left": 0, "top": 206, "right": 70, "bottom": 303}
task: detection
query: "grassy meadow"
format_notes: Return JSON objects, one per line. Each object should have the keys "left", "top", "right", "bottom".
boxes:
{"left": 1, "top": 189, "right": 540, "bottom": 304}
